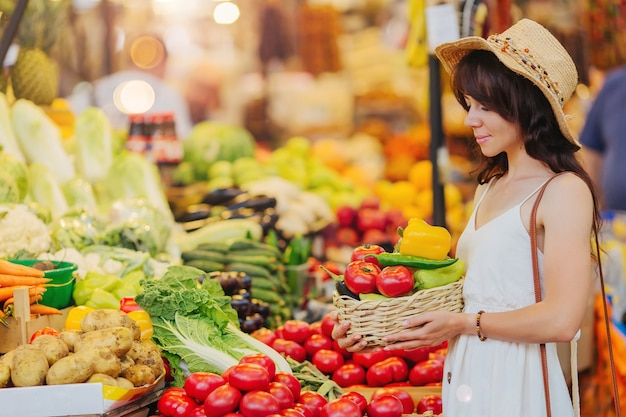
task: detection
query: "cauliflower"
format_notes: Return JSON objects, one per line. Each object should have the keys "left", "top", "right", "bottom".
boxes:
{"left": 0, "top": 204, "right": 52, "bottom": 258}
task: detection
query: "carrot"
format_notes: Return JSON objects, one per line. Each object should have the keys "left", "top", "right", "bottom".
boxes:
{"left": 0, "top": 260, "right": 45, "bottom": 278}
{"left": 3, "top": 294, "right": 43, "bottom": 310}
{"left": 29, "top": 303, "right": 62, "bottom": 315}
{"left": 0, "top": 286, "right": 46, "bottom": 303}
{"left": 0, "top": 274, "right": 51, "bottom": 287}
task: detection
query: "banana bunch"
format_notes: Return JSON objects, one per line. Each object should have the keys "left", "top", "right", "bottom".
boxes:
{"left": 180, "top": 239, "right": 293, "bottom": 329}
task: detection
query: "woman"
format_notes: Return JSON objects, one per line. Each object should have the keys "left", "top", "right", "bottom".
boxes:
{"left": 332, "top": 19, "right": 601, "bottom": 416}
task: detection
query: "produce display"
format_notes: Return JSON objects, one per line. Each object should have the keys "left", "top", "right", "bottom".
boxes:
{"left": 0, "top": 307, "right": 163, "bottom": 389}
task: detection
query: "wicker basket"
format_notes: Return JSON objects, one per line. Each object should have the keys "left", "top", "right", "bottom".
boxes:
{"left": 333, "top": 277, "right": 464, "bottom": 347}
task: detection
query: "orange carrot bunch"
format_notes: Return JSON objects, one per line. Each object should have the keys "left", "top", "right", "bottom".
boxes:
{"left": 0, "top": 260, "right": 62, "bottom": 322}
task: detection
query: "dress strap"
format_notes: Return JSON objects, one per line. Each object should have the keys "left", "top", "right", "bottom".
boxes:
{"left": 519, "top": 175, "right": 562, "bottom": 206}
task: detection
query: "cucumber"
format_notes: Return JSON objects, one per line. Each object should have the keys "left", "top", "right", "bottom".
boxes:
{"left": 252, "top": 287, "right": 285, "bottom": 304}
{"left": 181, "top": 249, "right": 227, "bottom": 263}
{"left": 225, "top": 254, "right": 279, "bottom": 271}
{"left": 226, "top": 262, "right": 272, "bottom": 279}
{"left": 229, "top": 239, "right": 283, "bottom": 257}
{"left": 196, "top": 242, "right": 231, "bottom": 254}
{"left": 172, "top": 218, "right": 263, "bottom": 253}
{"left": 185, "top": 260, "right": 225, "bottom": 273}
{"left": 250, "top": 277, "right": 279, "bottom": 292}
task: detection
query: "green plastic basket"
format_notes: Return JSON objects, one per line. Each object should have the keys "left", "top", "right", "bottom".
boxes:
{"left": 9, "top": 260, "right": 78, "bottom": 309}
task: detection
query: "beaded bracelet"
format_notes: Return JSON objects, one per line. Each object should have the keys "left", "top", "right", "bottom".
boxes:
{"left": 476, "top": 310, "right": 487, "bottom": 341}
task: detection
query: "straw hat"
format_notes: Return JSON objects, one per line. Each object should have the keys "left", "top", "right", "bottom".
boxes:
{"left": 435, "top": 19, "right": 579, "bottom": 145}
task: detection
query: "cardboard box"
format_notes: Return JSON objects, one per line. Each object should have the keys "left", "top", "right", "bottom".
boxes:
{"left": 0, "top": 307, "right": 71, "bottom": 353}
{"left": 0, "top": 374, "right": 164, "bottom": 417}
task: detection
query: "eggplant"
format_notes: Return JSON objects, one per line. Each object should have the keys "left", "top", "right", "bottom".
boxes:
{"left": 335, "top": 280, "right": 359, "bottom": 300}
{"left": 226, "top": 195, "right": 277, "bottom": 212}
{"left": 202, "top": 187, "right": 246, "bottom": 206}
{"left": 175, "top": 204, "right": 212, "bottom": 223}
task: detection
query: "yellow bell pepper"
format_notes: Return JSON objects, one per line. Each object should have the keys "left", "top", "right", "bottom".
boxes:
{"left": 64, "top": 305, "right": 94, "bottom": 331}
{"left": 398, "top": 218, "right": 452, "bottom": 260}
{"left": 127, "top": 310, "right": 154, "bottom": 339}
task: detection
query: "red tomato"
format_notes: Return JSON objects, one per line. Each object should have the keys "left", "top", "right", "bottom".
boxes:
{"left": 312, "top": 349, "right": 345, "bottom": 375}
{"left": 376, "top": 266, "right": 414, "bottom": 297}
{"left": 203, "top": 384, "right": 242, "bottom": 417}
{"left": 304, "top": 333, "right": 333, "bottom": 358}
{"left": 268, "top": 381, "right": 295, "bottom": 409}
{"left": 320, "top": 314, "right": 335, "bottom": 338}
{"left": 371, "top": 388, "right": 414, "bottom": 414}
{"left": 336, "top": 205, "right": 358, "bottom": 228}
{"left": 309, "top": 321, "right": 322, "bottom": 335}
{"left": 184, "top": 372, "right": 226, "bottom": 404}
{"left": 282, "top": 320, "right": 312, "bottom": 344}
{"left": 429, "top": 348, "right": 448, "bottom": 364}
{"left": 366, "top": 357, "right": 408, "bottom": 387}
{"left": 240, "top": 353, "right": 277, "bottom": 380}
{"left": 339, "top": 391, "right": 368, "bottom": 413}
{"left": 29, "top": 326, "right": 60, "bottom": 343}
{"left": 271, "top": 338, "right": 307, "bottom": 363}
{"left": 273, "top": 372, "right": 302, "bottom": 401}
{"left": 298, "top": 391, "right": 328, "bottom": 417}
{"left": 408, "top": 359, "right": 444, "bottom": 386}
{"left": 251, "top": 328, "right": 277, "bottom": 346}
{"left": 281, "top": 410, "right": 307, "bottom": 417}
{"left": 351, "top": 244, "right": 385, "bottom": 267}
{"left": 389, "top": 347, "right": 430, "bottom": 365}
{"left": 228, "top": 363, "right": 271, "bottom": 392}
{"left": 239, "top": 390, "right": 281, "bottom": 417}
{"left": 320, "top": 398, "right": 362, "bottom": 417}
{"left": 366, "top": 395, "right": 403, "bottom": 417}
{"left": 337, "top": 227, "right": 360, "bottom": 247}
{"left": 158, "top": 388, "right": 199, "bottom": 417}
{"left": 352, "top": 350, "right": 390, "bottom": 369}
{"left": 331, "top": 363, "right": 366, "bottom": 388}
{"left": 356, "top": 208, "right": 388, "bottom": 232}
{"left": 332, "top": 339, "right": 352, "bottom": 359}
{"left": 188, "top": 407, "right": 207, "bottom": 417}
{"left": 344, "top": 261, "right": 381, "bottom": 295}
{"left": 292, "top": 403, "right": 314, "bottom": 417}
{"left": 222, "top": 414, "right": 244, "bottom": 417}
{"left": 416, "top": 395, "right": 443, "bottom": 414}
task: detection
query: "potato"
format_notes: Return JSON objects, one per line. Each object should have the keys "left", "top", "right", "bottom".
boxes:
{"left": 31, "top": 334, "right": 69, "bottom": 366}
{"left": 0, "top": 350, "right": 15, "bottom": 367}
{"left": 85, "top": 347, "right": 121, "bottom": 377}
{"left": 126, "top": 340, "right": 164, "bottom": 377}
{"left": 116, "top": 377, "right": 134, "bottom": 389}
{"left": 46, "top": 353, "right": 94, "bottom": 385}
{"left": 0, "top": 363, "right": 10, "bottom": 388}
{"left": 119, "top": 354, "right": 135, "bottom": 374}
{"left": 87, "top": 373, "right": 118, "bottom": 386}
{"left": 75, "top": 326, "right": 134, "bottom": 357}
{"left": 81, "top": 309, "right": 141, "bottom": 340}
{"left": 120, "top": 364, "right": 156, "bottom": 387}
{"left": 58, "top": 329, "right": 83, "bottom": 352}
{"left": 11, "top": 345, "right": 49, "bottom": 387}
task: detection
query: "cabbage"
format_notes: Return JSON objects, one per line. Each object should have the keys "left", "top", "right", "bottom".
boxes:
{"left": 0, "top": 150, "right": 28, "bottom": 201}
{"left": 99, "top": 199, "right": 172, "bottom": 256}
{"left": 27, "top": 162, "right": 70, "bottom": 219}
{"left": 0, "top": 92, "right": 25, "bottom": 162}
{"left": 11, "top": 99, "right": 76, "bottom": 183}
{"left": 50, "top": 208, "right": 105, "bottom": 251}
{"left": 183, "top": 121, "right": 256, "bottom": 181}
{"left": 62, "top": 177, "right": 97, "bottom": 210}
{"left": 0, "top": 171, "right": 19, "bottom": 203}
{"left": 104, "top": 151, "right": 172, "bottom": 218}
{"left": 74, "top": 107, "right": 113, "bottom": 183}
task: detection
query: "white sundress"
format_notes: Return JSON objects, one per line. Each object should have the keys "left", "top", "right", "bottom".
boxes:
{"left": 442, "top": 179, "right": 576, "bottom": 417}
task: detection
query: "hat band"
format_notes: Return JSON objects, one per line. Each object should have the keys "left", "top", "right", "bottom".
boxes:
{"left": 486, "top": 34, "right": 565, "bottom": 108}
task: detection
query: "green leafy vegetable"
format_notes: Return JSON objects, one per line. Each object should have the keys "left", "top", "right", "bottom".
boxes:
{"left": 74, "top": 107, "right": 113, "bottom": 183}
{"left": 0, "top": 150, "right": 28, "bottom": 202}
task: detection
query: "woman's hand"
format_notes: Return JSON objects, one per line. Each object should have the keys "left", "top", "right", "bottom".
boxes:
{"left": 328, "top": 310, "right": 370, "bottom": 353}
{"left": 381, "top": 310, "right": 464, "bottom": 351}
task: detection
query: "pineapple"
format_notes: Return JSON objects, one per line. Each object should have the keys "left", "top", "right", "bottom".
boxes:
{"left": 0, "top": 0, "right": 70, "bottom": 105}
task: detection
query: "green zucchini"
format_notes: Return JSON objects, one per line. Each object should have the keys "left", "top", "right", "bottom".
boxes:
{"left": 181, "top": 249, "right": 226, "bottom": 263}
{"left": 184, "top": 259, "right": 225, "bottom": 273}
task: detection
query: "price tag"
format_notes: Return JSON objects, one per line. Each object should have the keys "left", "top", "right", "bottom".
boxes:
{"left": 426, "top": 3, "right": 460, "bottom": 53}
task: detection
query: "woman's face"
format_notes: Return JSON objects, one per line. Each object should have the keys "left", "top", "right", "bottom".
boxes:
{"left": 463, "top": 95, "right": 522, "bottom": 157}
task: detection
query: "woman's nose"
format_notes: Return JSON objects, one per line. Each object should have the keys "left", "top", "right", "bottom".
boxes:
{"left": 464, "top": 112, "right": 480, "bottom": 128}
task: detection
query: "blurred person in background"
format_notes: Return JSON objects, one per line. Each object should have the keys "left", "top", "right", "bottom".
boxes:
{"left": 183, "top": 60, "right": 223, "bottom": 125}
{"left": 67, "top": 34, "right": 193, "bottom": 139}
{"left": 579, "top": 65, "right": 626, "bottom": 212}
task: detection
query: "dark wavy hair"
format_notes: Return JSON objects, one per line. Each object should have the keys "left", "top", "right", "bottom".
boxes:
{"left": 450, "top": 49, "right": 602, "bottom": 247}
